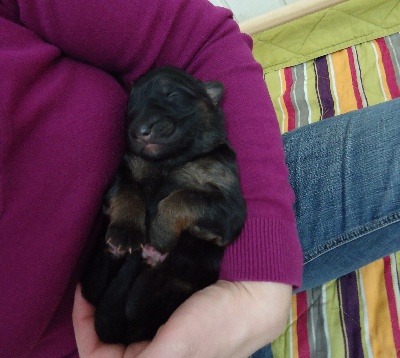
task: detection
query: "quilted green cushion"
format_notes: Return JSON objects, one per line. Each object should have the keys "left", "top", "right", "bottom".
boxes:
{"left": 252, "top": 0, "right": 400, "bottom": 73}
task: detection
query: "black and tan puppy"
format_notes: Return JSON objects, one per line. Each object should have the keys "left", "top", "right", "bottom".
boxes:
{"left": 81, "top": 66, "right": 247, "bottom": 344}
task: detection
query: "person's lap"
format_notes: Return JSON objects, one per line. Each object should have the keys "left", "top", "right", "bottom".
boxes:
{"left": 284, "top": 97, "right": 400, "bottom": 292}
{"left": 251, "top": 97, "right": 400, "bottom": 357}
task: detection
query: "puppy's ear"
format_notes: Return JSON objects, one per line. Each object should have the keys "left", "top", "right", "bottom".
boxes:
{"left": 204, "top": 82, "right": 224, "bottom": 106}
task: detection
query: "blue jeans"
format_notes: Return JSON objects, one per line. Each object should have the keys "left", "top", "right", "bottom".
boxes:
{"left": 251, "top": 98, "right": 400, "bottom": 357}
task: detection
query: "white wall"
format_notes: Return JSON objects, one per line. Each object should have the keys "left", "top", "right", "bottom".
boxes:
{"left": 209, "top": 0, "right": 301, "bottom": 22}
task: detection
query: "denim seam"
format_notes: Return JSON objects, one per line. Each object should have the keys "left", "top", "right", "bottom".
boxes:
{"left": 303, "top": 211, "right": 400, "bottom": 264}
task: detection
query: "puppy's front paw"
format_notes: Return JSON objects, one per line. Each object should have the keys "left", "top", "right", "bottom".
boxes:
{"left": 105, "top": 223, "right": 144, "bottom": 257}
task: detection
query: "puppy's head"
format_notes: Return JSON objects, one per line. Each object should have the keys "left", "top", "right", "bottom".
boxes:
{"left": 126, "top": 66, "right": 225, "bottom": 161}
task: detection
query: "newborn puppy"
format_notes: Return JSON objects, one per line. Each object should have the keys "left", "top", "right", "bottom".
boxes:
{"left": 81, "top": 66, "right": 246, "bottom": 344}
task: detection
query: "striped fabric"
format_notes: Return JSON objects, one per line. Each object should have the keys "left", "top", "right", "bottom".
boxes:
{"left": 266, "top": 33, "right": 400, "bottom": 133}
{"left": 264, "top": 32, "right": 400, "bottom": 357}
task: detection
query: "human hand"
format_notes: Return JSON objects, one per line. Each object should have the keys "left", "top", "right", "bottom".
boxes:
{"left": 73, "top": 280, "right": 292, "bottom": 358}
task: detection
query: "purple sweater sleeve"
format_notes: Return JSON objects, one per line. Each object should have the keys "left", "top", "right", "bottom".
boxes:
{"left": 20, "top": 0, "right": 303, "bottom": 284}
{"left": 1, "top": 0, "right": 302, "bottom": 355}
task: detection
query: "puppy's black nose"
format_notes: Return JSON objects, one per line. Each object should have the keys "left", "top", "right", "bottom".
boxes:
{"left": 136, "top": 124, "right": 152, "bottom": 138}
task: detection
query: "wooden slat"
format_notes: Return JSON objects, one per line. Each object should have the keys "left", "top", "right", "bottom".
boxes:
{"left": 239, "top": 0, "right": 348, "bottom": 35}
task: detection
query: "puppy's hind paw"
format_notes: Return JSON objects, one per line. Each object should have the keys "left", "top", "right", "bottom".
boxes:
{"left": 141, "top": 244, "right": 169, "bottom": 266}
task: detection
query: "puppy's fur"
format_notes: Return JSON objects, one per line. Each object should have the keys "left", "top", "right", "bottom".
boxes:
{"left": 81, "top": 66, "right": 246, "bottom": 344}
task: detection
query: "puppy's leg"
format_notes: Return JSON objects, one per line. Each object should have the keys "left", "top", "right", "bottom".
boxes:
{"left": 94, "top": 251, "right": 144, "bottom": 344}
{"left": 149, "top": 187, "right": 245, "bottom": 253}
{"left": 80, "top": 242, "right": 126, "bottom": 306}
{"left": 149, "top": 154, "right": 246, "bottom": 252}
{"left": 80, "top": 218, "right": 125, "bottom": 305}
{"left": 125, "top": 232, "right": 224, "bottom": 343}
{"left": 105, "top": 162, "right": 146, "bottom": 257}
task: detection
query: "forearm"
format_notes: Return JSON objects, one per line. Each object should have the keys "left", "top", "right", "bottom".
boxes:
{"left": 212, "top": 280, "right": 293, "bottom": 354}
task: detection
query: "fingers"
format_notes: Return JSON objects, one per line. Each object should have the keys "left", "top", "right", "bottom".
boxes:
{"left": 72, "top": 284, "right": 103, "bottom": 356}
{"left": 72, "top": 284, "right": 151, "bottom": 358}
{"left": 72, "top": 284, "right": 124, "bottom": 357}
{"left": 125, "top": 342, "right": 151, "bottom": 357}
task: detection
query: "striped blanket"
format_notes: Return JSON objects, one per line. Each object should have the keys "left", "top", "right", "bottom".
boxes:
{"left": 262, "top": 32, "right": 400, "bottom": 357}
{"left": 266, "top": 33, "right": 400, "bottom": 131}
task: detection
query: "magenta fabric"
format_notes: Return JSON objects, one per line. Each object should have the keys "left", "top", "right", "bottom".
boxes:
{"left": 0, "top": 1, "right": 302, "bottom": 356}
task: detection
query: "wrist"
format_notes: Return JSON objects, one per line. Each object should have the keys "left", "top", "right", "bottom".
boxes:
{"left": 217, "top": 280, "right": 292, "bottom": 352}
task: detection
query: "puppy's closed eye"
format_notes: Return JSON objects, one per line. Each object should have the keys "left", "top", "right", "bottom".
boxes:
{"left": 166, "top": 90, "right": 181, "bottom": 99}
